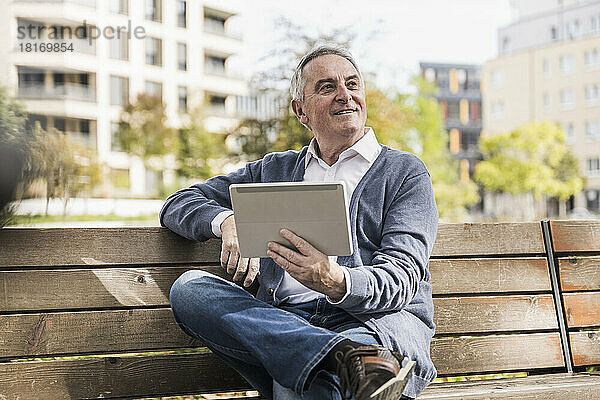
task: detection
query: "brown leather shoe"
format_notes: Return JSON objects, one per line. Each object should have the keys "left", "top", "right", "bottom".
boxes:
{"left": 334, "top": 345, "right": 415, "bottom": 400}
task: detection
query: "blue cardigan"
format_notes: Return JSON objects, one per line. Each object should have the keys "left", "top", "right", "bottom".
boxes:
{"left": 160, "top": 145, "right": 439, "bottom": 398}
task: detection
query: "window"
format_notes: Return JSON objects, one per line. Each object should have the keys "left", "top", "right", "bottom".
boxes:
{"left": 501, "top": 37, "right": 510, "bottom": 52}
{"left": 591, "top": 15, "right": 600, "bottom": 33}
{"left": 209, "top": 95, "right": 227, "bottom": 112}
{"left": 491, "top": 100, "right": 505, "bottom": 119}
{"left": 587, "top": 158, "right": 600, "bottom": 175}
{"left": 447, "top": 101, "right": 459, "bottom": 120}
{"left": 109, "top": 0, "right": 127, "bottom": 14}
{"left": 204, "top": 13, "right": 226, "bottom": 35}
{"left": 543, "top": 59, "right": 551, "bottom": 77}
{"left": 79, "top": 119, "right": 90, "bottom": 135}
{"left": 551, "top": 26, "right": 558, "bottom": 40}
{"left": 490, "top": 68, "right": 504, "bottom": 88}
{"left": 111, "top": 122, "right": 122, "bottom": 151}
{"left": 564, "top": 122, "right": 575, "bottom": 144}
{"left": 543, "top": 93, "right": 551, "bottom": 113}
{"left": 109, "top": 33, "right": 128, "bottom": 60}
{"left": 565, "top": 19, "right": 580, "bottom": 39}
{"left": 205, "top": 55, "right": 226, "bottom": 75}
{"left": 586, "top": 84, "right": 599, "bottom": 104}
{"left": 145, "top": 0, "right": 162, "bottom": 22}
{"left": 586, "top": 120, "right": 600, "bottom": 140}
{"left": 559, "top": 55, "right": 575, "bottom": 74}
{"left": 587, "top": 189, "right": 600, "bottom": 211}
{"left": 459, "top": 99, "right": 469, "bottom": 124}
{"left": 177, "top": 42, "right": 187, "bottom": 71}
{"left": 145, "top": 80, "right": 162, "bottom": 100}
{"left": 470, "top": 101, "right": 480, "bottom": 121}
{"left": 585, "top": 49, "right": 599, "bottom": 69}
{"left": 560, "top": 88, "right": 575, "bottom": 109}
{"left": 177, "top": 0, "right": 187, "bottom": 28}
{"left": 53, "top": 117, "right": 66, "bottom": 132}
{"left": 424, "top": 68, "right": 435, "bottom": 82}
{"left": 178, "top": 86, "right": 188, "bottom": 112}
{"left": 145, "top": 37, "right": 162, "bottom": 66}
{"left": 110, "top": 75, "right": 129, "bottom": 106}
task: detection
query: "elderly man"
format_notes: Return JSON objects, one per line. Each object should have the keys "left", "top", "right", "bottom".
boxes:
{"left": 162, "top": 45, "right": 438, "bottom": 400}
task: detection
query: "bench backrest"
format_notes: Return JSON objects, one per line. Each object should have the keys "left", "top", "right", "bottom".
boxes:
{"left": 549, "top": 221, "right": 600, "bottom": 370}
{"left": 0, "top": 223, "right": 574, "bottom": 398}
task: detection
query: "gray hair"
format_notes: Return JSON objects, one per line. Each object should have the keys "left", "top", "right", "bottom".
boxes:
{"left": 290, "top": 45, "right": 362, "bottom": 102}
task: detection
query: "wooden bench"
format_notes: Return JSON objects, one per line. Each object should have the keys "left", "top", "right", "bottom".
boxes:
{"left": 0, "top": 222, "right": 599, "bottom": 399}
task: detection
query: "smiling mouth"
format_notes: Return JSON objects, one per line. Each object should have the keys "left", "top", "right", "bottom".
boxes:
{"left": 333, "top": 109, "right": 356, "bottom": 115}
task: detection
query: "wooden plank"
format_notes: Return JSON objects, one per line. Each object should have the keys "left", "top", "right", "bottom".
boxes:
{"left": 430, "top": 258, "right": 551, "bottom": 294}
{"left": 550, "top": 221, "right": 600, "bottom": 253}
{"left": 434, "top": 295, "right": 558, "bottom": 334}
{"left": 564, "top": 293, "right": 600, "bottom": 328}
{"left": 0, "top": 266, "right": 234, "bottom": 311}
{"left": 432, "top": 223, "right": 544, "bottom": 257}
{"left": 431, "top": 333, "right": 564, "bottom": 375}
{"left": 0, "top": 309, "right": 202, "bottom": 358}
{"left": 559, "top": 257, "right": 600, "bottom": 291}
{"left": 571, "top": 331, "right": 600, "bottom": 366}
{"left": 0, "top": 227, "right": 221, "bottom": 267}
{"left": 0, "top": 351, "right": 254, "bottom": 400}
{"left": 420, "top": 373, "right": 600, "bottom": 399}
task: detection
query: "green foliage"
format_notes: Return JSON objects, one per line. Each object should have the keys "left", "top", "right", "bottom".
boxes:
{"left": 115, "top": 94, "right": 178, "bottom": 162}
{"left": 475, "top": 121, "right": 583, "bottom": 201}
{"left": 177, "top": 108, "right": 226, "bottom": 180}
{"left": 29, "top": 127, "right": 102, "bottom": 214}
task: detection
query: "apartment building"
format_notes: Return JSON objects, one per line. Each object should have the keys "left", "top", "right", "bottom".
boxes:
{"left": 0, "top": 0, "right": 247, "bottom": 197}
{"left": 419, "top": 62, "right": 483, "bottom": 184}
{"left": 483, "top": 0, "right": 600, "bottom": 212}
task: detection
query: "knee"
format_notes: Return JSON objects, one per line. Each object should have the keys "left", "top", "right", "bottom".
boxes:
{"left": 169, "top": 270, "right": 214, "bottom": 311}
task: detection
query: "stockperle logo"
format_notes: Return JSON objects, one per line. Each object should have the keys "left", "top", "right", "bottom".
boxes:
{"left": 17, "top": 20, "right": 147, "bottom": 49}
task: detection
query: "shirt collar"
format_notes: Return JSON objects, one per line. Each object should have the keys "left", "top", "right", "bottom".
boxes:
{"left": 305, "top": 127, "right": 380, "bottom": 168}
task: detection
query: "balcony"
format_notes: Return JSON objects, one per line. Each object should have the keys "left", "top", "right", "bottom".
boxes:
{"left": 18, "top": 82, "right": 96, "bottom": 102}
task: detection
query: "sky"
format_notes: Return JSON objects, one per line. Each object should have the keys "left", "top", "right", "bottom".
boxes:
{"left": 225, "top": 0, "right": 513, "bottom": 92}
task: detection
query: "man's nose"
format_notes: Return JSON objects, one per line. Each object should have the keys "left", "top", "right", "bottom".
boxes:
{"left": 335, "top": 85, "right": 352, "bottom": 102}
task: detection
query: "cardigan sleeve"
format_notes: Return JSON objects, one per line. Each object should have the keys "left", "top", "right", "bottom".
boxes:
{"left": 333, "top": 170, "right": 439, "bottom": 314}
{"left": 159, "top": 159, "right": 263, "bottom": 241}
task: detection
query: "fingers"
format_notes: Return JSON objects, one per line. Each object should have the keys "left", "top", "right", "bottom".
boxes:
{"left": 244, "top": 258, "right": 260, "bottom": 287}
{"left": 267, "top": 248, "right": 295, "bottom": 272}
{"left": 232, "top": 257, "right": 249, "bottom": 282}
{"left": 279, "top": 229, "right": 314, "bottom": 256}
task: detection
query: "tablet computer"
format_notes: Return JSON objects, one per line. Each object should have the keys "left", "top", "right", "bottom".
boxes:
{"left": 229, "top": 182, "right": 353, "bottom": 258}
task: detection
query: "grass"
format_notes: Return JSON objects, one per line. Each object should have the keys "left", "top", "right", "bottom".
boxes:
{"left": 7, "top": 213, "right": 159, "bottom": 226}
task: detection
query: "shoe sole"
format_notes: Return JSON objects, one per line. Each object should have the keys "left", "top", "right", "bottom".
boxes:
{"left": 368, "top": 360, "right": 416, "bottom": 399}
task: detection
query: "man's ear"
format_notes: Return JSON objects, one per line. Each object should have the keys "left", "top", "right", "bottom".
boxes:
{"left": 291, "top": 99, "right": 309, "bottom": 125}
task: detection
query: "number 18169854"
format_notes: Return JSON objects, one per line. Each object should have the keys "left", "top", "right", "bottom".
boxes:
{"left": 19, "top": 42, "right": 74, "bottom": 52}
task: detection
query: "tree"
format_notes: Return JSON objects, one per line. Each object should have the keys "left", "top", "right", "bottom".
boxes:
{"left": 29, "top": 127, "right": 102, "bottom": 215}
{"left": 115, "top": 93, "right": 178, "bottom": 164}
{"left": 177, "top": 107, "right": 226, "bottom": 181}
{"left": 0, "top": 87, "right": 28, "bottom": 226}
{"left": 474, "top": 121, "right": 583, "bottom": 219}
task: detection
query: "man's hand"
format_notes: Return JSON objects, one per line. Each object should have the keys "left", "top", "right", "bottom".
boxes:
{"left": 267, "top": 229, "right": 347, "bottom": 301}
{"left": 220, "top": 215, "right": 260, "bottom": 287}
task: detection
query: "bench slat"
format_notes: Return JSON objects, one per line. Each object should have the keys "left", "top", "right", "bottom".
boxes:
{"left": 0, "top": 262, "right": 551, "bottom": 311}
{"left": 0, "top": 267, "right": 225, "bottom": 311}
{"left": 559, "top": 257, "right": 600, "bottom": 291}
{"left": 571, "top": 331, "right": 600, "bottom": 366}
{"left": 564, "top": 293, "right": 600, "bottom": 328}
{"left": 431, "top": 333, "right": 564, "bottom": 375}
{"left": 1, "top": 301, "right": 560, "bottom": 358}
{"left": 430, "top": 258, "right": 551, "bottom": 294}
{"left": 0, "top": 309, "right": 200, "bottom": 358}
{"left": 420, "top": 373, "right": 600, "bottom": 399}
{"left": 0, "top": 352, "right": 253, "bottom": 400}
{"left": 550, "top": 221, "right": 600, "bottom": 253}
{"left": 0, "top": 228, "right": 221, "bottom": 267}
{"left": 432, "top": 223, "right": 544, "bottom": 256}
{"left": 434, "top": 295, "right": 558, "bottom": 334}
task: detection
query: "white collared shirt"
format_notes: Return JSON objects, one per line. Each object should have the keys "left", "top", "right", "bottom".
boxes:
{"left": 276, "top": 128, "right": 381, "bottom": 304}
{"left": 211, "top": 128, "right": 381, "bottom": 304}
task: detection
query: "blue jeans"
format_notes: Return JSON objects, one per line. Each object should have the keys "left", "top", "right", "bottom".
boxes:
{"left": 169, "top": 270, "right": 382, "bottom": 400}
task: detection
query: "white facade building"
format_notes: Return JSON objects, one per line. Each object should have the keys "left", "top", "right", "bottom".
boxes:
{"left": 0, "top": 0, "right": 247, "bottom": 197}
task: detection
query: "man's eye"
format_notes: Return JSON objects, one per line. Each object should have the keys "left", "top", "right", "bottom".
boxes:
{"left": 347, "top": 81, "right": 358, "bottom": 88}
{"left": 321, "top": 84, "right": 334, "bottom": 91}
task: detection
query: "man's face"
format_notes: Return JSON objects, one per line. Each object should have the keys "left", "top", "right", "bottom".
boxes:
{"left": 293, "top": 54, "right": 367, "bottom": 140}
